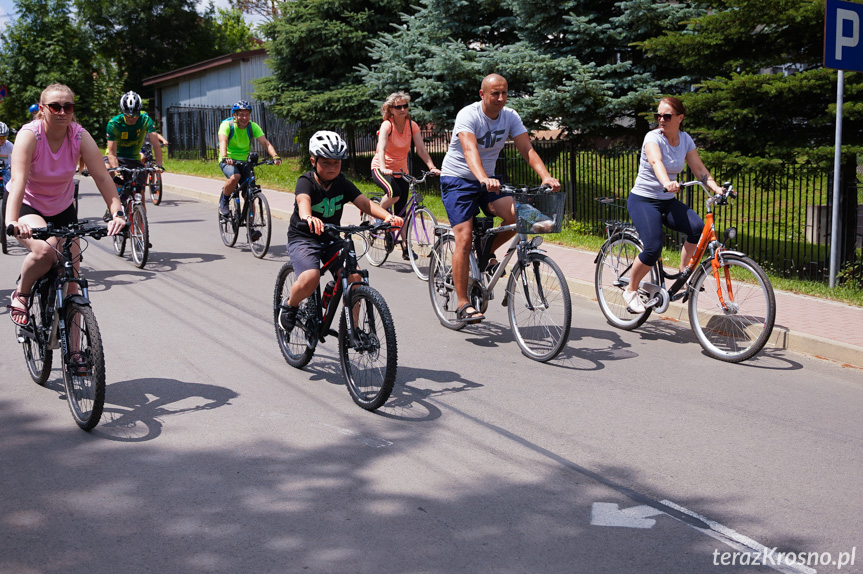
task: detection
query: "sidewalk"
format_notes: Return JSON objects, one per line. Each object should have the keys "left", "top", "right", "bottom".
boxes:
{"left": 163, "top": 172, "right": 863, "bottom": 369}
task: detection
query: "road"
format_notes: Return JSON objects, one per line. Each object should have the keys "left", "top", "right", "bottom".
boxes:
{"left": 1, "top": 178, "right": 861, "bottom": 574}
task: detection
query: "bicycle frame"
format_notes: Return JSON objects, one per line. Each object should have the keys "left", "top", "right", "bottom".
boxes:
{"left": 377, "top": 171, "right": 428, "bottom": 244}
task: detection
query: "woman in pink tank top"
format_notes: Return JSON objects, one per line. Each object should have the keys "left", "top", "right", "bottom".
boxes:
{"left": 370, "top": 92, "right": 440, "bottom": 259}
{"left": 5, "top": 83, "right": 126, "bottom": 326}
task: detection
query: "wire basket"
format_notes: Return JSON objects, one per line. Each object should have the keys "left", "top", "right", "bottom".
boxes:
{"left": 514, "top": 191, "right": 566, "bottom": 234}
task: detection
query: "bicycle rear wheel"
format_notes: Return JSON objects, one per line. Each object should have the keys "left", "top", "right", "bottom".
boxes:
{"left": 361, "top": 197, "right": 391, "bottom": 267}
{"left": 22, "top": 279, "right": 53, "bottom": 385}
{"left": 62, "top": 303, "right": 106, "bottom": 430}
{"left": 219, "top": 195, "right": 239, "bottom": 247}
{"left": 428, "top": 234, "right": 465, "bottom": 330}
{"left": 247, "top": 192, "right": 271, "bottom": 258}
{"left": 273, "top": 262, "right": 318, "bottom": 368}
{"left": 148, "top": 171, "right": 162, "bottom": 205}
{"left": 339, "top": 285, "right": 397, "bottom": 411}
{"left": 595, "top": 234, "right": 653, "bottom": 330}
{"left": 406, "top": 207, "right": 437, "bottom": 281}
{"left": 688, "top": 253, "right": 776, "bottom": 362}
{"left": 130, "top": 204, "right": 149, "bottom": 268}
{"left": 507, "top": 253, "right": 572, "bottom": 361}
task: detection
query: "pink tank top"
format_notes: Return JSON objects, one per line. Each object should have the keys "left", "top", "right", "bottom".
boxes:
{"left": 21, "top": 120, "right": 85, "bottom": 216}
{"left": 371, "top": 119, "right": 418, "bottom": 175}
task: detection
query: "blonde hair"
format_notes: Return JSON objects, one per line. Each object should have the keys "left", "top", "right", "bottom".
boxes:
{"left": 381, "top": 91, "right": 410, "bottom": 121}
{"left": 37, "top": 83, "right": 78, "bottom": 123}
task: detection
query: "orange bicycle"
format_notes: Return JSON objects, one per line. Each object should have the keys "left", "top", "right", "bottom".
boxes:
{"left": 594, "top": 181, "right": 776, "bottom": 362}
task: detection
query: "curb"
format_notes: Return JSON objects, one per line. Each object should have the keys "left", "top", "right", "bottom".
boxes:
{"left": 165, "top": 182, "right": 863, "bottom": 369}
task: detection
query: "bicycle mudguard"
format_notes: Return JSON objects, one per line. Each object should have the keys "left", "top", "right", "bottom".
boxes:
{"left": 63, "top": 294, "right": 91, "bottom": 307}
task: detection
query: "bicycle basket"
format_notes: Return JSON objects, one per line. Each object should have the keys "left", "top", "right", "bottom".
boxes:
{"left": 514, "top": 191, "right": 566, "bottom": 234}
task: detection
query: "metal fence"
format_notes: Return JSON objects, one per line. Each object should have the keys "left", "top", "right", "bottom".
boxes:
{"left": 165, "top": 113, "right": 862, "bottom": 286}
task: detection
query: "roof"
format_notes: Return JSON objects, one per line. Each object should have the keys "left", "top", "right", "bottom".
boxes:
{"left": 142, "top": 48, "right": 267, "bottom": 87}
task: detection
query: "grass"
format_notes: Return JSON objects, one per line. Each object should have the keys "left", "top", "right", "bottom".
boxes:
{"left": 164, "top": 157, "right": 863, "bottom": 307}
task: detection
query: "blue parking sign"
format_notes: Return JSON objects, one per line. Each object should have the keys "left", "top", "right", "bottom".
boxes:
{"left": 825, "top": 0, "right": 863, "bottom": 71}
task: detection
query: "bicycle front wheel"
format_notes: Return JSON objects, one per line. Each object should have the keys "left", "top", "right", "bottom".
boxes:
{"left": 247, "top": 192, "right": 271, "bottom": 258}
{"left": 595, "top": 235, "right": 653, "bottom": 330}
{"left": 148, "top": 171, "right": 162, "bottom": 205}
{"left": 428, "top": 234, "right": 465, "bottom": 330}
{"left": 219, "top": 196, "right": 239, "bottom": 247}
{"left": 688, "top": 253, "right": 776, "bottom": 362}
{"left": 361, "top": 197, "right": 391, "bottom": 267}
{"left": 507, "top": 253, "right": 572, "bottom": 362}
{"left": 113, "top": 229, "right": 127, "bottom": 256}
{"left": 273, "top": 262, "right": 318, "bottom": 368}
{"left": 339, "top": 285, "right": 397, "bottom": 411}
{"left": 62, "top": 303, "right": 106, "bottom": 430}
{"left": 406, "top": 207, "right": 437, "bottom": 281}
{"left": 130, "top": 204, "right": 149, "bottom": 268}
{"left": 23, "top": 280, "right": 53, "bottom": 385}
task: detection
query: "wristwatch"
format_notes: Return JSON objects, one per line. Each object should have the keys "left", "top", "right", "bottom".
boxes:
{"left": 113, "top": 210, "right": 126, "bottom": 219}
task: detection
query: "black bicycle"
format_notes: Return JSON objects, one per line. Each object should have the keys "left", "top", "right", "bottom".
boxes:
{"left": 273, "top": 221, "right": 399, "bottom": 411}
{"left": 218, "top": 152, "right": 274, "bottom": 258}
{"left": 141, "top": 141, "right": 164, "bottom": 205}
{"left": 6, "top": 222, "right": 111, "bottom": 430}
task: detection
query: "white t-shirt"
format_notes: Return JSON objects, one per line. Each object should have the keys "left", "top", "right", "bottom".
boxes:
{"left": 441, "top": 101, "right": 527, "bottom": 180}
{"left": 0, "top": 140, "right": 12, "bottom": 184}
{"left": 630, "top": 129, "right": 696, "bottom": 200}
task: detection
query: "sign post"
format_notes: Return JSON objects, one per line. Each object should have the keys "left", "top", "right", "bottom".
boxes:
{"left": 824, "top": 0, "right": 863, "bottom": 287}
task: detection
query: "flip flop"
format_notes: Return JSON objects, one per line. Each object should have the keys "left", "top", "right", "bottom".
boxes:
{"left": 456, "top": 303, "right": 484, "bottom": 324}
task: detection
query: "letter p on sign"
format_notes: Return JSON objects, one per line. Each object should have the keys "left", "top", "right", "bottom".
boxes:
{"left": 826, "top": 0, "right": 863, "bottom": 72}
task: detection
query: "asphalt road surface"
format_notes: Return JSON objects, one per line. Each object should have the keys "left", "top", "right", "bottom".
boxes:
{"left": 1, "top": 178, "right": 861, "bottom": 574}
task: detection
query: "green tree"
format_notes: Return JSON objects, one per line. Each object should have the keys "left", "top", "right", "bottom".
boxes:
{"left": 74, "top": 0, "right": 256, "bottom": 96}
{"left": 256, "top": 0, "right": 412, "bottom": 155}
{"left": 0, "top": 0, "right": 125, "bottom": 140}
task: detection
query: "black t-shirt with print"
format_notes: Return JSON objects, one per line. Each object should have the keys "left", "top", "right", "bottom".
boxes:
{"left": 289, "top": 171, "right": 363, "bottom": 241}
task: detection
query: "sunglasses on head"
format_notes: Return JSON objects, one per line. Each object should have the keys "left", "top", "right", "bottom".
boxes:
{"left": 392, "top": 104, "right": 409, "bottom": 110}
{"left": 44, "top": 102, "right": 75, "bottom": 114}
{"left": 653, "top": 113, "right": 676, "bottom": 122}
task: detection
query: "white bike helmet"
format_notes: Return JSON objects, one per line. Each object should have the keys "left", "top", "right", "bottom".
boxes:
{"left": 120, "top": 91, "right": 142, "bottom": 116}
{"left": 309, "top": 130, "right": 348, "bottom": 160}
{"left": 0, "top": 122, "right": 8, "bottom": 137}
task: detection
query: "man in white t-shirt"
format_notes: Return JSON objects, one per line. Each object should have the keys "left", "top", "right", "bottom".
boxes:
{"left": 439, "top": 73, "right": 560, "bottom": 323}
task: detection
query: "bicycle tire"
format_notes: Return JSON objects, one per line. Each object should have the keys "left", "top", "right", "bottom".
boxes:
{"left": 595, "top": 234, "right": 654, "bottom": 330}
{"left": 247, "top": 192, "right": 271, "bottom": 258}
{"left": 688, "top": 253, "right": 776, "bottom": 362}
{"left": 113, "top": 226, "right": 127, "bottom": 257}
{"left": 406, "top": 207, "right": 437, "bottom": 281}
{"left": 339, "top": 285, "right": 397, "bottom": 411}
{"left": 1, "top": 189, "right": 8, "bottom": 254}
{"left": 62, "top": 302, "right": 106, "bottom": 430}
{"left": 219, "top": 195, "right": 239, "bottom": 247}
{"left": 273, "top": 262, "right": 318, "bottom": 368}
{"left": 22, "top": 279, "right": 53, "bottom": 385}
{"left": 507, "top": 253, "right": 572, "bottom": 362}
{"left": 130, "top": 204, "right": 149, "bottom": 268}
{"left": 428, "top": 234, "right": 466, "bottom": 330}
{"left": 148, "top": 171, "right": 162, "bottom": 205}
{"left": 361, "top": 197, "right": 391, "bottom": 267}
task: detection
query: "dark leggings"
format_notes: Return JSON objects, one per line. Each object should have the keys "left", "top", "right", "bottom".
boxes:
{"left": 371, "top": 169, "right": 410, "bottom": 216}
{"left": 627, "top": 193, "right": 703, "bottom": 267}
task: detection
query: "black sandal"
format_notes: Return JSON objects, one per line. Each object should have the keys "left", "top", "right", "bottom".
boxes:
{"left": 7, "top": 290, "right": 31, "bottom": 326}
{"left": 456, "top": 303, "right": 484, "bottom": 324}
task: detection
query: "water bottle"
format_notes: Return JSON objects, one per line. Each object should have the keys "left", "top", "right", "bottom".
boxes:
{"left": 321, "top": 280, "right": 335, "bottom": 319}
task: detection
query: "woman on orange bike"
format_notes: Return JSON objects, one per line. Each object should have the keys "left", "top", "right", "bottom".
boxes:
{"left": 5, "top": 83, "right": 126, "bottom": 326}
{"left": 623, "top": 96, "right": 725, "bottom": 314}
{"left": 278, "top": 131, "right": 403, "bottom": 332}
{"left": 370, "top": 91, "right": 439, "bottom": 260}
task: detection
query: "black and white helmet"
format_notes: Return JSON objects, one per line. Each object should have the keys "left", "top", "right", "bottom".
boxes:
{"left": 0, "top": 122, "right": 8, "bottom": 137}
{"left": 120, "top": 91, "right": 142, "bottom": 116}
{"left": 309, "top": 130, "right": 348, "bottom": 160}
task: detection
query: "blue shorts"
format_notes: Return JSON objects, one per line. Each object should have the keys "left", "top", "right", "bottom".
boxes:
{"left": 440, "top": 175, "right": 511, "bottom": 226}
{"left": 287, "top": 236, "right": 344, "bottom": 277}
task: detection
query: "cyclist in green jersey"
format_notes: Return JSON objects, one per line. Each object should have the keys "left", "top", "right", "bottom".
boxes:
{"left": 106, "top": 92, "right": 163, "bottom": 207}
{"left": 218, "top": 100, "right": 281, "bottom": 215}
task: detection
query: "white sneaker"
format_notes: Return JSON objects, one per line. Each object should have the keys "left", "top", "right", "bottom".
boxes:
{"left": 623, "top": 289, "right": 645, "bottom": 313}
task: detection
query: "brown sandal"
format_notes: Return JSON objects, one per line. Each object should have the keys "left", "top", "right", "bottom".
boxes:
{"left": 7, "top": 290, "right": 31, "bottom": 326}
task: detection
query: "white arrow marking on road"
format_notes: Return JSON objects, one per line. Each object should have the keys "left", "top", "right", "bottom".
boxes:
{"left": 590, "top": 502, "right": 666, "bottom": 529}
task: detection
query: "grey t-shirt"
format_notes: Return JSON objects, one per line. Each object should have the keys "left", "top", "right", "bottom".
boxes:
{"left": 630, "top": 129, "right": 696, "bottom": 200}
{"left": 440, "top": 101, "right": 528, "bottom": 180}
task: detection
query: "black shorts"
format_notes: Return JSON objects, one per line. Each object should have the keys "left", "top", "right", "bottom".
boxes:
{"left": 287, "top": 236, "right": 344, "bottom": 277}
{"left": 19, "top": 202, "right": 78, "bottom": 227}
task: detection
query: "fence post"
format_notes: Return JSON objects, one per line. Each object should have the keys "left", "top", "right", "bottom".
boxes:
{"left": 840, "top": 155, "right": 859, "bottom": 268}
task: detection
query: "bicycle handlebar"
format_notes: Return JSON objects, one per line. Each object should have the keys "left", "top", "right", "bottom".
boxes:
{"left": 298, "top": 219, "right": 398, "bottom": 237}
{"left": 6, "top": 222, "right": 111, "bottom": 240}
{"left": 394, "top": 170, "right": 436, "bottom": 185}
{"left": 680, "top": 180, "right": 737, "bottom": 205}
{"left": 499, "top": 183, "right": 553, "bottom": 195}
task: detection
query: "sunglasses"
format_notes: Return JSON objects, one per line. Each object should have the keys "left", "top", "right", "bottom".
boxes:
{"left": 653, "top": 113, "right": 677, "bottom": 122}
{"left": 392, "top": 104, "right": 409, "bottom": 110}
{"left": 44, "top": 102, "right": 75, "bottom": 114}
